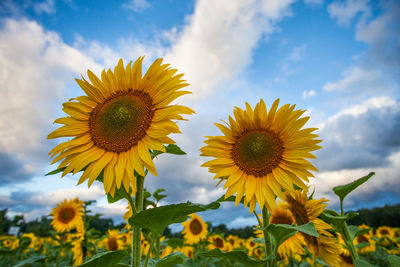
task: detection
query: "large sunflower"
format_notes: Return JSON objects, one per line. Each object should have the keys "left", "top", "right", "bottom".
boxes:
{"left": 181, "top": 213, "right": 208, "bottom": 245}
{"left": 201, "top": 99, "right": 321, "bottom": 213}
{"left": 48, "top": 57, "right": 194, "bottom": 196}
{"left": 51, "top": 199, "right": 84, "bottom": 233}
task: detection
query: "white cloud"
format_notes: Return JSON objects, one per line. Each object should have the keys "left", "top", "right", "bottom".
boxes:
{"left": 323, "top": 66, "right": 393, "bottom": 94}
{"left": 166, "top": 0, "right": 296, "bottom": 103}
{"left": 122, "top": 0, "right": 150, "bottom": 12}
{"left": 327, "top": 0, "right": 370, "bottom": 27}
{"left": 302, "top": 89, "right": 316, "bottom": 98}
{"left": 0, "top": 19, "right": 101, "bottom": 181}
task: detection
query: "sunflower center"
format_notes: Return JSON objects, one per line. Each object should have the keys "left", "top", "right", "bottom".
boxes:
{"left": 270, "top": 213, "right": 294, "bottom": 225}
{"left": 286, "top": 196, "right": 309, "bottom": 225}
{"left": 341, "top": 252, "right": 353, "bottom": 264}
{"left": 58, "top": 208, "right": 76, "bottom": 224}
{"left": 357, "top": 235, "right": 369, "bottom": 243}
{"left": 380, "top": 229, "right": 389, "bottom": 235}
{"left": 89, "top": 90, "right": 154, "bottom": 153}
{"left": 215, "top": 237, "right": 224, "bottom": 248}
{"left": 107, "top": 237, "right": 118, "bottom": 251}
{"left": 189, "top": 219, "right": 202, "bottom": 235}
{"left": 232, "top": 129, "right": 283, "bottom": 177}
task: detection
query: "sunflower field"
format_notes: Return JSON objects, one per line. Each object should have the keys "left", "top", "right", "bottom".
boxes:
{"left": 1, "top": 58, "right": 399, "bottom": 267}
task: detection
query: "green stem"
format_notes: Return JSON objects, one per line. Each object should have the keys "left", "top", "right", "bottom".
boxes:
{"left": 342, "top": 222, "right": 359, "bottom": 262}
{"left": 144, "top": 236, "right": 156, "bottom": 267}
{"left": 340, "top": 199, "right": 344, "bottom": 216}
{"left": 133, "top": 175, "right": 145, "bottom": 267}
{"left": 155, "top": 235, "right": 160, "bottom": 260}
{"left": 262, "top": 206, "right": 273, "bottom": 267}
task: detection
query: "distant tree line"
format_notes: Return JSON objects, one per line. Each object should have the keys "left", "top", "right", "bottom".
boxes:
{"left": 347, "top": 203, "right": 400, "bottom": 227}
{"left": 1, "top": 203, "right": 399, "bottom": 237}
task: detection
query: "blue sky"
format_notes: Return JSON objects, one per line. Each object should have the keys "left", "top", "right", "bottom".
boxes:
{"left": 0, "top": 0, "right": 399, "bottom": 231}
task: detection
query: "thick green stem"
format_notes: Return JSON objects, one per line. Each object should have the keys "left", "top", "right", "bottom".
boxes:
{"left": 155, "top": 235, "right": 160, "bottom": 260}
{"left": 262, "top": 206, "right": 273, "bottom": 267}
{"left": 133, "top": 175, "right": 145, "bottom": 267}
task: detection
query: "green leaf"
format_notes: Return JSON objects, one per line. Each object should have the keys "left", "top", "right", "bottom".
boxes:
{"left": 348, "top": 225, "right": 371, "bottom": 241}
{"left": 165, "top": 238, "right": 184, "bottom": 249}
{"left": 215, "top": 194, "right": 244, "bottom": 205}
{"left": 45, "top": 167, "right": 66, "bottom": 176}
{"left": 78, "top": 250, "right": 128, "bottom": 267}
{"left": 165, "top": 144, "right": 186, "bottom": 155}
{"left": 333, "top": 172, "right": 375, "bottom": 203}
{"left": 152, "top": 144, "right": 187, "bottom": 158}
{"left": 388, "top": 255, "right": 400, "bottom": 267}
{"left": 155, "top": 252, "right": 185, "bottom": 267}
{"left": 14, "top": 255, "right": 47, "bottom": 267}
{"left": 129, "top": 201, "right": 220, "bottom": 236}
{"left": 153, "top": 188, "right": 167, "bottom": 202}
{"left": 354, "top": 259, "right": 373, "bottom": 267}
{"left": 199, "top": 248, "right": 265, "bottom": 267}
{"left": 264, "top": 222, "right": 318, "bottom": 249}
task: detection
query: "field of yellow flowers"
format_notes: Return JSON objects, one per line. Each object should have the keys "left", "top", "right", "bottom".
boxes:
{"left": 1, "top": 58, "right": 399, "bottom": 267}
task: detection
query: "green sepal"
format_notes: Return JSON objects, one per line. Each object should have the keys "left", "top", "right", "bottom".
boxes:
{"left": 45, "top": 167, "right": 66, "bottom": 176}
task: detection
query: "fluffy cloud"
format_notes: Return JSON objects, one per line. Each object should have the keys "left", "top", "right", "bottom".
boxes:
{"left": 316, "top": 97, "right": 400, "bottom": 171}
{"left": 302, "top": 89, "right": 316, "bottom": 99}
{"left": 0, "top": 19, "right": 101, "bottom": 185}
{"left": 166, "top": 0, "right": 296, "bottom": 103}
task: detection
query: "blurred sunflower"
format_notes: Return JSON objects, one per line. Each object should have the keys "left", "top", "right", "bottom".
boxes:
{"left": 102, "top": 229, "right": 123, "bottom": 251}
{"left": 51, "top": 199, "right": 84, "bottom": 233}
{"left": 354, "top": 232, "right": 375, "bottom": 254}
{"left": 201, "top": 99, "right": 321, "bottom": 213}
{"left": 208, "top": 235, "right": 227, "bottom": 251}
{"left": 281, "top": 190, "right": 340, "bottom": 266}
{"left": 376, "top": 226, "right": 395, "bottom": 239}
{"left": 71, "top": 234, "right": 84, "bottom": 266}
{"left": 182, "top": 213, "right": 208, "bottom": 245}
{"left": 338, "top": 248, "right": 353, "bottom": 267}
{"left": 48, "top": 57, "right": 194, "bottom": 196}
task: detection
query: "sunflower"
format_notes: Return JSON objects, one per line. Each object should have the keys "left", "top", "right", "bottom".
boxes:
{"left": 102, "top": 229, "right": 123, "bottom": 251}
{"left": 354, "top": 232, "right": 375, "bottom": 254}
{"left": 182, "top": 213, "right": 208, "bottom": 245}
{"left": 281, "top": 190, "right": 340, "bottom": 266}
{"left": 48, "top": 57, "right": 194, "bottom": 196}
{"left": 201, "top": 99, "right": 321, "bottom": 213}
{"left": 376, "top": 226, "right": 395, "bottom": 239}
{"left": 208, "top": 235, "right": 228, "bottom": 251}
{"left": 338, "top": 248, "right": 354, "bottom": 267}
{"left": 51, "top": 199, "right": 84, "bottom": 233}
{"left": 180, "top": 246, "right": 194, "bottom": 259}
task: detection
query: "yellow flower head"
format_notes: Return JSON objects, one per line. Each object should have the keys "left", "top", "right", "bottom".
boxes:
{"left": 181, "top": 213, "right": 208, "bottom": 245}
{"left": 48, "top": 57, "right": 194, "bottom": 196}
{"left": 50, "top": 199, "right": 84, "bottom": 233}
{"left": 281, "top": 190, "right": 340, "bottom": 267}
{"left": 201, "top": 99, "right": 321, "bottom": 213}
